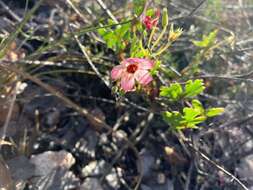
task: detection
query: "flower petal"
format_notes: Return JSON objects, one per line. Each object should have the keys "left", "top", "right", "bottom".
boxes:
{"left": 125, "top": 58, "right": 140, "bottom": 64}
{"left": 120, "top": 60, "right": 130, "bottom": 67}
{"left": 125, "top": 58, "right": 154, "bottom": 70}
{"left": 138, "top": 59, "right": 154, "bottom": 70}
{"left": 111, "top": 65, "right": 124, "bottom": 80}
{"left": 135, "top": 69, "right": 153, "bottom": 85}
{"left": 121, "top": 73, "right": 135, "bottom": 92}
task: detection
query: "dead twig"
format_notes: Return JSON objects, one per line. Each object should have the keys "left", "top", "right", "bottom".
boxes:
{"left": 0, "top": 81, "right": 18, "bottom": 150}
{"left": 180, "top": 133, "right": 249, "bottom": 190}
{"left": 198, "top": 74, "right": 253, "bottom": 84}
{"left": 192, "top": 144, "right": 248, "bottom": 190}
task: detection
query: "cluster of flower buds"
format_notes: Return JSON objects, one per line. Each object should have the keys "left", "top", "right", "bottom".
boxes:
{"left": 141, "top": 9, "right": 160, "bottom": 30}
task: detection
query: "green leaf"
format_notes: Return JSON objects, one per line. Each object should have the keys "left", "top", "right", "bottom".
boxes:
{"left": 184, "top": 79, "right": 205, "bottom": 98}
{"left": 150, "top": 60, "right": 161, "bottom": 75}
{"left": 163, "top": 111, "right": 185, "bottom": 129}
{"left": 103, "top": 32, "right": 117, "bottom": 49}
{"left": 192, "top": 99, "right": 204, "bottom": 113}
{"left": 133, "top": 0, "right": 146, "bottom": 16}
{"left": 182, "top": 99, "right": 207, "bottom": 127}
{"left": 97, "top": 28, "right": 106, "bottom": 36}
{"left": 98, "top": 20, "right": 131, "bottom": 52}
{"left": 115, "top": 23, "right": 131, "bottom": 39}
{"left": 183, "top": 107, "right": 202, "bottom": 122}
{"left": 146, "top": 9, "right": 155, "bottom": 17}
{"left": 130, "top": 38, "right": 148, "bottom": 57}
{"left": 206, "top": 107, "right": 224, "bottom": 117}
{"left": 186, "top": 116, "right": 206, "bottom": 128}
{"left": 183, "top": 106, "right": 206, "bottom": 128}
{"left": 163, "top": 109, "right": 206, "bottom": 130}
{"left": 160, "top": 83, "right": 183, "bottom": 101}
{"left": 192, "top": 29, "right": 218, "bottom": 48}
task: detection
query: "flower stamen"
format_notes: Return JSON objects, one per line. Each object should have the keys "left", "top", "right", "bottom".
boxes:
{"left": 127, "top": 64, "right": 138, "bottom": 73}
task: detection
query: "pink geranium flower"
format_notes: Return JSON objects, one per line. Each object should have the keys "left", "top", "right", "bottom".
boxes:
{"left": 111, "top": 58, "right": 154, "bottom": 92}
{"left": 141, "top": 10, "right": 160, "bottom": 30}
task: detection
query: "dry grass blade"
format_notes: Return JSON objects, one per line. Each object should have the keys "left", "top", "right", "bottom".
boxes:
{"left": 96, "top": 0, "right": 118, "bottom": 23}
{"left": 0, "top": 0, "right": 44, "bottom": 58}
{"left": 0, "top": 139, "right": 12, "bottom": 146}
{"left": 73, "top": 33, "right": 110, "bottom": 87}
{"left": 0, "top": 63, "right": 112, "bottom": 133}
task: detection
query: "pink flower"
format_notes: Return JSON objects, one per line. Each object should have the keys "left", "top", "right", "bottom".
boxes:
{"left": 141, "top": 10, "right": 160, "bottom": 30}
{"left": 111, "top": 58, "right": 154, "bottom": 92}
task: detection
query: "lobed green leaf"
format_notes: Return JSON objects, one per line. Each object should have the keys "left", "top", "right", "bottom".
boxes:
{"left": 206, "top": 107, "right": 224, "bottom": 117}
{"left": 160, "top": 83, "right": 183, "bottom": 101}
{"left": 192, "top": 29, "right": 218, "bottom": 48}
{"left": 184, "top": 79, "right": 205, "bottom": 98}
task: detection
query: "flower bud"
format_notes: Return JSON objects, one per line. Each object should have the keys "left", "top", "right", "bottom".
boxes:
{"left": 162, "top": 8, "right": 169, "bottom": 28}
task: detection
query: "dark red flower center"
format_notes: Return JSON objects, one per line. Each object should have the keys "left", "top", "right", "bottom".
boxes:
{"left": 127, "top": 64, "right": 138, "bottom": 73}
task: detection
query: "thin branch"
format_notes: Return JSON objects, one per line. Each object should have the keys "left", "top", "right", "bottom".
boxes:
{"left": 66, "top": 0, "right": 89, "bottom": 23}
{"left": 192, "top": 144, "right": 249, "bottom": 190}
{"left": 180, "top": 132, "right": 249, "bottom": 190}
{"left": 96, "top": 0, "right": 118, "bottom": 23}
{"left": 198, "top": 74, "right": 253, "bottom": 84}
{"left": 0, "top": 82, "right": 17, "bottom": 149}
{"left": 188, "top": 0, "right": 207, "bottom": 17}
{"left": 73, "top": 29, "right": 110, "bottom": 87}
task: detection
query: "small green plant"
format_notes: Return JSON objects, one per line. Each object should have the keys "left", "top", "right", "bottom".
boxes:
{"left": 160, "top": 80, "right": 223, "bottom": 130}
{"left": 98, "top": 21, "right": 131, "bottom": 52}
{"left": 98, "top": 1, "right": 224, "bottom": 131}
{"left": 192, "top": 29, "right": 218, "bottom": 48}
{"left": 163, "top": 101, "right": 223, "bottom": 130}
{"left": 182, "top": 28, "right": 234, "bottom": 76}
{"left": 160, "top": 79, "right": 205, "bottom": 101}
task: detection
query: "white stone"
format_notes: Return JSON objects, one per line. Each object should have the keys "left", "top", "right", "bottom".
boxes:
{"left": 30, "top": 150, "right": 75, "bottom": 176}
